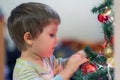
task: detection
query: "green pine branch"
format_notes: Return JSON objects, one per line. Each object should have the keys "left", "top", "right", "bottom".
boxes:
{"left": 91, "top": 0, "right": 113, "bottom": 14}
{"left": 71, "top": 46, "right": 114, "bottom": 80}
{"left": 84, "top": 46, "right": 107, "bottom": 65}
{"left": 103, "top": 21, "right": 113, "bottom": 40}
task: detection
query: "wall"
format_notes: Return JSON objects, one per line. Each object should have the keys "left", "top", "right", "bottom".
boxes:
{"left": 114, "top": 0, "right": 120, "bottom": 79}
{"left": 0, "top": 0, "right": 104, "bottom": 42}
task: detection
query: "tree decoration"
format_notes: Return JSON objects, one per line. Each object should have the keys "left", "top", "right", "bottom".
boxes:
{"left": 71, "top": 47, "right": 114, "bottom": 80}
{"left": 98, "top": 14, "right": 108, "bottom": 23}
{"left": 80, "top": 62, "right": 97, "bottom": 75}
{"left": 91, "top": 0, "right": 113, "bottom": 14}
{"left": 71, "top": 0, "right": 114, "bottom": 79}
{"left": 91, "top": 0, "right": 114, "bottom": 67}
{"left": 104, "top": 8, "right": 111, "bottom": 15}
{"left": 110, "top": 36, "right": 114, "bottom": 45}
{"left": 104, "top": 43, "right": 113, "bottom": 58}
{"left": 92, "top": 0, "right": 114, "bottom": 43}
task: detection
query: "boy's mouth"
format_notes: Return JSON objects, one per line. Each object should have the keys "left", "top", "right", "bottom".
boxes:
{"left": 52, "top": 47, "right": 55, "bottom": 49}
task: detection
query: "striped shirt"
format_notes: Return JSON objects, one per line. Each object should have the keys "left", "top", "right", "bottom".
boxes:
{"left": 13, "top": 55, "right": 67, "bottom": 80}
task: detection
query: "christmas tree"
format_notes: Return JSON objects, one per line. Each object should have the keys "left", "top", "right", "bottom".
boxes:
{"left": 71, "top": 0, "right": 114, "bottom": 80}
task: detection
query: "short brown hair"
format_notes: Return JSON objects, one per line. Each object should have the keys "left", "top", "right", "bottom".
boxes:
{"left": 7, "top": 2, "right": 61, "bottom": 50}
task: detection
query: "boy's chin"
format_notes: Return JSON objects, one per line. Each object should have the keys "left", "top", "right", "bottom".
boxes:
{"left": 47, "top": 54, "right": 53, "bottom": 58}
{"left": 42, "top": 53, "right": 53, "bottom": 58}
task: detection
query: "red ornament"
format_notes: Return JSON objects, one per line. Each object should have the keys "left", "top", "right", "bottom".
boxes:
{"left": 81, "top": 62, "right": 97, "bottom": 75}
{"left": 98, "top": 14, "right": 108, "bottom": 23}
{"left": 104, "top": 35, "right": 108, "bottom": 42}
{"left": 102, "top": 42, "right": 107, "bottom": 48}
{"left": 110, "top": 36, "right": 114, "bottom": 45}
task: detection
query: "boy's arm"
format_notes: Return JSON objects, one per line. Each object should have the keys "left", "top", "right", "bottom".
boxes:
{"left": 17, "top": 68, "right": 64, "bottom": 80}
{"left": 51, "top": 55, "right": 68, "bottom": 68}
{"left": 52, "top": 56, "right": 75, "bottom": 80}
{"left": 57, "top": 58, "right": 68, "bottom": 68}
{"left": 52, "top": 55, "right": 68, "bottom": 75}
{"left": 28, "top": 75, "right": 63, "bottom": 80}
{"left": 52, "top": 51, "right": 88, "bottom": 80}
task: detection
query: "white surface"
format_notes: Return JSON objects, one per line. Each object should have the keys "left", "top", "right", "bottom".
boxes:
{"left": 0, "top": 0, "right": 104, "bottom": 42}
{"left": 114, "top": 0, "right": 120, "bottom": 79}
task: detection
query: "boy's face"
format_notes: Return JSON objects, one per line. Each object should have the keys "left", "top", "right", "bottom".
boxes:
{"left": 31, "top": 22, "right": 59, "bottom": 58}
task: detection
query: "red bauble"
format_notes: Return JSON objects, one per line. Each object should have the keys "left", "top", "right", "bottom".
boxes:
{"left": 102, "top": 42, "right": 107, "bottom": 48}
{"left": 98, "top": 14, "right": 108, "bottom": 23}
{"left": 110, "top": 36, "right": 114, "bottom": 45}
{"left": 81, "top": 62, "right": 97, "bottom": 75}
{"left": 104, "top": 35, "right": 108, "bottom": 42}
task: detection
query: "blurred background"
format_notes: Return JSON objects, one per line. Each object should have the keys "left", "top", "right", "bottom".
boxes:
{"left": 0, "top": 0, "right": 105, "bottom": 80}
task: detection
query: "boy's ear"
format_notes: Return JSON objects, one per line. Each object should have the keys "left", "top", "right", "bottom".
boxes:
{"left": 24, "top": 32, "right": 33, "bottom": 46}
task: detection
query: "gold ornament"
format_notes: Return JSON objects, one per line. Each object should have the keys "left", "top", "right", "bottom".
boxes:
{"left": 107, "top": 57, "right": 114, "bottom": 67}
{"left": 104, "top": 44, "right": 113, "bottom": 58}
{"left": 104, "top": 8, "right": 111, "bottom": 15}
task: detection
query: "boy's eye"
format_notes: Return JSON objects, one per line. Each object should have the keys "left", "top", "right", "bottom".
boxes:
{"left": 50, "top": 34, "right": 55, "bottom": 37}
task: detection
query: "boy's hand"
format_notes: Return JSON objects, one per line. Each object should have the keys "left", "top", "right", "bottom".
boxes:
{"left": 59, "top": 50, "right": 88, "bottom": 80}
{"left": 76, "top": 50, "right": 87, "bottom": 58}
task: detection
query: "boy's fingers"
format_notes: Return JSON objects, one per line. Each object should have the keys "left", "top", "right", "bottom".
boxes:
{"left": 79, "top": 58, "right": 88, "bottom": 65}
{"left": 77, "top": 50, "right": 87, "bottom": 58}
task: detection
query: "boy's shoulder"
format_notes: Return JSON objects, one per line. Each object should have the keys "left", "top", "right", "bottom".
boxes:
{"left": 14, "top": 57, "right": 53, "bottom": 75}
{"left": 13, "top": 58, "right": 40, "bottom": 79}
{"left": 14, "top": 58, "right": 37, "bottom": 74}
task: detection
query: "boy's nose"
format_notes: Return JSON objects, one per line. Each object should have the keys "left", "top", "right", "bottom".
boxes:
{"left": 54, "top": 37, "right": 59, "bottom": 45}
{"left": 56, "top": 37, "right": 59, "bottom": 43}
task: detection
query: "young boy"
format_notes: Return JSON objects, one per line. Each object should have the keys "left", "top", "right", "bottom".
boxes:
{"left": 7, "top": 2, "right": 87, "bottom": 80}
